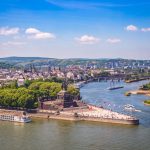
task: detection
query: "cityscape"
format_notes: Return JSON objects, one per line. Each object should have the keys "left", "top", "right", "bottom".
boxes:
{"left": 0, "top": 0, "right": 150, "bottom": 150}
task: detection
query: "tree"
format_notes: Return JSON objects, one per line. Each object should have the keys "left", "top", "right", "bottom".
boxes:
{"left": 0, "top": 88, "right": 37, "bottom": 109}
{"left": 24, "top": 79, "right": 32, "bottom": 88}
{"left": 67, "top": 85, "right": 80, "bottom": 96}
{"left": 39, "top": 82, "right": 61, "bottom": 99}
{"left": 0, "top": 80, "right": 62, "bottom": 109}
{"left": 28, "top": 82, "right": 43, "bottom": 91}
{"left": 10, "top": 80, "right": 18, "bottom": 89}
{"left": 99, "top": 72, "right": 111, "bottom": 77}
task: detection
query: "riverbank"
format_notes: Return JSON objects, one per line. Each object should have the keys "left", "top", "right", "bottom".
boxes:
{"left": 129, "top": 90, "right": 150, "bottom": 96}
{"left": 29, "top": 105, "right": 139, "bottom": 125}
{"left": 125, "top": 78, "right": 150, "bottom": 83}
{"left": 0, "top": 106, "right": 139, "bottom": 125}
{"left": 30, "top": 113, "right": 139, "bottom": 125}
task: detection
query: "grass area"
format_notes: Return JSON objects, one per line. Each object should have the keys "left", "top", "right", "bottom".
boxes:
{"left": 141, "top": 83, "right": 150, "bottom": 90}
{"left": 144, "top": 100, "right": 150, "bottom": 105}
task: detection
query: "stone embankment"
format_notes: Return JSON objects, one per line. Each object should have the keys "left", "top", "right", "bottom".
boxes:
{"left": 30, "top": 105, "right": 139, "bottom": 125}
{"left": 0, "top": 105, "right": 139, "bottom": 125}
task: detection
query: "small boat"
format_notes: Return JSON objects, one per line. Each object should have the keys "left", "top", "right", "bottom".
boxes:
{"left": 125, "top": 104, "right": 134, "bottom": 107}
{"left": 125, "top": 92, "right": 131, "bottom": 96}
{"left": 124, "top": 104, "right": 141, "bottom": 112}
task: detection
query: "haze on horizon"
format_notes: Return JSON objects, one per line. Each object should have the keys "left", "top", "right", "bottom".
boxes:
{"left": 0, "top": 0, "right": 150, "bottom": 59}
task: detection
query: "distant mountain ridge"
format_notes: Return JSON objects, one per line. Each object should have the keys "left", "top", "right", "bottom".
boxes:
{"left": 0, "top": 56, "right": 51, "bottom": 63}
{"left": 0, "top": 56, "right": 114, "bottom": 66}
{"left": 0, "top": 56, "right": 149, "bottom": 69}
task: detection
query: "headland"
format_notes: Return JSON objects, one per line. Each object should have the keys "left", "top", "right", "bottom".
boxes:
{"left": 28, "top": 104, "right": 139, "bottom": 125}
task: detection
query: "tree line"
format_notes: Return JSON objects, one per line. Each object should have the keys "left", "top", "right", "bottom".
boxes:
{"left": 0, "top": 79, "right": 79, "bottom": 109}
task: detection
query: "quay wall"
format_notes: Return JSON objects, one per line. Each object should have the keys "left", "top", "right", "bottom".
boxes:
{"left": 0, "top": 109, "right": 139, "bottom": 125}
{"left": 30, "top": 113, "right": 139, "bottom": 125}
{"left": 81, "top": 116, "right": 139, "bottom": 125}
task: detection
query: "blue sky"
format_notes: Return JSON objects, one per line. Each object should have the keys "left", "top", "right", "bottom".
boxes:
{"left": 0, "top": 0, "right": 150, "bottom": 59}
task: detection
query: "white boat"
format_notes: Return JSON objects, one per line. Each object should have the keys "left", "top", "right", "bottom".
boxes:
{"left": 124, "top": 105, "right": 141, "bottom": 112}
{"left": 125, "top": 104, "right": 134, "bottom": 108}
{"left": 0, "top": 111, "right": 31, "bottom": 123}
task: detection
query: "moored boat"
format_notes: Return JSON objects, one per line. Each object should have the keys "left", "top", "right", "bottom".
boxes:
{"left": 107, "top": 80, "right": 124, "bottom": 90}
{"left": 0, "top": 111, "right": 31, "bottom": 123}
{"left": 107, "top": 86, "right": 124, "bottom": 90}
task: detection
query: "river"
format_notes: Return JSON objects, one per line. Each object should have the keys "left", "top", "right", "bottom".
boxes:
{"left": 0, "top": 80, "right": 150, "bottom": 150}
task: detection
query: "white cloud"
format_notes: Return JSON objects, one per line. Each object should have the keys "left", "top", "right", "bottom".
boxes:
{"left": 75, "top": 35, "right": 99, "bottom": 44}
{"left": 25, "top": 27, "right": 55, "bottom": 39}
{"left": 31, "top": 32, "right": 55, "bottom": 39}
{"left": 47, "top": 0, "right": 124, "bottom": 9}
{"left": 2, "top": 41, "right": 26, "bottom": 46}
{"left": 126, "top": 25, "right": 138, "bottom": 31}
{"left": 141, "top": 28, "right": 150, "bottom": 32}
{"left": 107, "top": 38, "right": 121, "bottom": 44}
{"left": 0, "top": 27, "right": 20, "bottom": 36}
{"left": 47, "top": 0, "right": 150, "bottom": 9}
{"left": 25, "top": 28, "right": 40, "bottom": 34}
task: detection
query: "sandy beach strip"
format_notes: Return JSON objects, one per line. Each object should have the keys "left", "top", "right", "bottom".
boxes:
{"left": 129, "top": 90, "right": 150, "bottom": 96}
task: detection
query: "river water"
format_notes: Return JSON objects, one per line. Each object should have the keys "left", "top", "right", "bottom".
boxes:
{"left": 0, "top": 80, "right": 150, "bottom": 150}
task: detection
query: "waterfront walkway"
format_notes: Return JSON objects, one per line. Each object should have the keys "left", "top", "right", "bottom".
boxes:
{"left": 61, "top": 105, "right": 136, "bottom": 121}
{"left": 34, "top": 104, "right": 139, "bottom": 125}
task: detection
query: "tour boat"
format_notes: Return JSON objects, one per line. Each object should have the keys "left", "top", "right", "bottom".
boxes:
{"left": 107, "top": 80, "right": 124, "bottom": 90}
{"left": 107, "top": 86, "right": 124, "bottom": 90}
{"left": 0, "top": 111, "right": 31, "bottom": 123}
